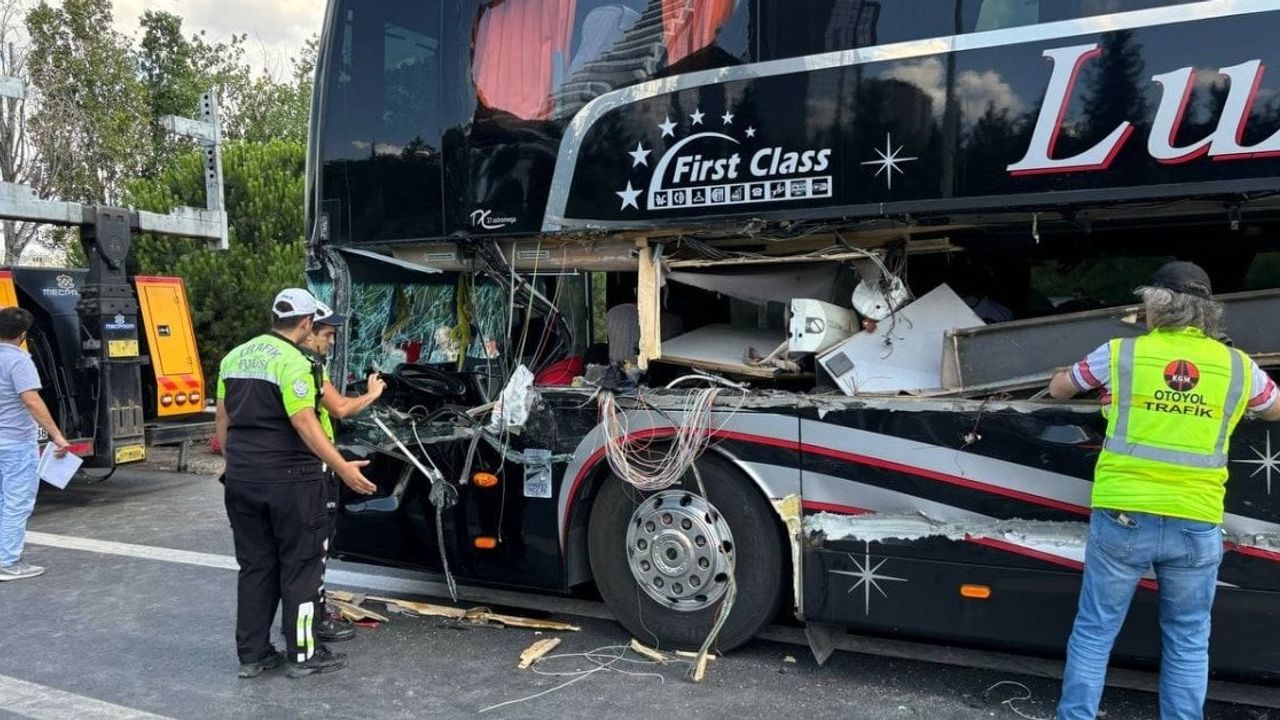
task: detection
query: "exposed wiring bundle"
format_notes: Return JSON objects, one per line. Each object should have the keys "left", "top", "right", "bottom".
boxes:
{"left": 598, "top": 387, "right": 720, "bottom": 492}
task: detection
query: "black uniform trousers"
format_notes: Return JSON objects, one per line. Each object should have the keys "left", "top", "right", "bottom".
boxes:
{"left": 318, "top": 471, "right": 339, "bottom": 607}
{"left": 224, "top": 470, "right": 327, "bottom": 665}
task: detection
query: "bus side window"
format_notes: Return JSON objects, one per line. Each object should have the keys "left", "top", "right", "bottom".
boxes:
{"left": 978, "top": 0, "right": 1207, "bottom": 29}
{"left": 472, "top": 0, "right": 577, "bottom": 121}
{"left": 662, "top": 0, "right": 735, "bottom": 66}
{"left": 975, "top": 0, "right": 1038, "bottom": 32}
{"left": 1044, "top": 1, "right": 1205, "bottom": 23}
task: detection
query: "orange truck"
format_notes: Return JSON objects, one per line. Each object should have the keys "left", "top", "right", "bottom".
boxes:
{"left": 0, "top": 267, "right": 210, "bottom": 474}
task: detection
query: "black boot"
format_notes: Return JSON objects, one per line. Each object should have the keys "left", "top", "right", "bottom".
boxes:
{"left": 238, "top": 648, "right": 285, "bottom": 678}
{"left": 286, "top": 646, "right": 348, "bottom": 679}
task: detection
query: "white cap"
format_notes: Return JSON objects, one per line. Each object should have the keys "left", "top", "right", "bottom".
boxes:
{"left": 272, "top": 288, "right": 319, "bottom": 319}
{"left": 313, "top": 300, "right": 348, "bottom": 326}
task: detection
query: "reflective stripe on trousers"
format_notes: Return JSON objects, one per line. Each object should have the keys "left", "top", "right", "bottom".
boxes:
{"left": 296, "top": 601, "right": 315, "bottom": 663}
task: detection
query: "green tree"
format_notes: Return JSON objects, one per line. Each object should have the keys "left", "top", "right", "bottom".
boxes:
{"left": 125, "top": 139, "right": 307, "bottom": 380}
{"left": 137, "top": 10, "right": 250, "bottom": 168}
{"left": 0, "top": 0, "right": 46, "bottom": 264}
{"left": 229, "top": 38, "right": 315, "bottom": 143}
{"left": 26, "top": 0, "right": 148, "bottom": 205}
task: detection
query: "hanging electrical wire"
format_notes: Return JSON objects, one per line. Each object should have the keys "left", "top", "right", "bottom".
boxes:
{"left": 686, "top": 462, "right": 735, "bottom": 680}
{"left": 472, "top": 240, "right": 574, "bottom": 376}
{"left": 599, "top": 387, "right": 722, "bottom": 492}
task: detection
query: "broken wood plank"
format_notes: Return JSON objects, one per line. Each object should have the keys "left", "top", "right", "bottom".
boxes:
{"left": 629, "top": 638, "right": 668, "bottom": 664}
{"left": 480, "top": 612, "right": 582, "bottom": 632}
{"left": 366, "top": 596, "right": 580, "bottom": 631}
{"left": 675, "top": 650, "right": 717, "bottom": 661}
{"left": 518, "top": 638, "right": 562, "bottom": 669}
{"left": 331, "top": 599, "right": 388, "bottom": 623}
{"left": 368, "top": 596, "right": 467, "bottom": 619}
{"left": 690, "top": 653, "right": 711, "bottom": 682}
{"left": 636, "top": 239, "right": 662, "bottom": 370}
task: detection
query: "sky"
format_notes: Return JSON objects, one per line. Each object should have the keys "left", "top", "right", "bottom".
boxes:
{"left": 109, "top": 0, "right": 325, "bottom": 78}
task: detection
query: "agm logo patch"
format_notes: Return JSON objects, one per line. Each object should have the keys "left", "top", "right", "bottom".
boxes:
{"left": 1163, "top": 359, "right": 1200, "bottom": 392}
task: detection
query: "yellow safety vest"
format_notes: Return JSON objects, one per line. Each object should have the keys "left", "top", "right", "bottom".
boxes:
{"left": 1094, "top": 327, "right": 1251, "bottom": 524}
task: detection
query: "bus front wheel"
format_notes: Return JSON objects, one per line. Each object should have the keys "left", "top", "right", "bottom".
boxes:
{"left": 587, "top": 455, "right": 786, "bottom": 652}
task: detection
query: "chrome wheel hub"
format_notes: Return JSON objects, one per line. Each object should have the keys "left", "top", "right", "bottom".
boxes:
{"left": 625, "top": 490, "right": 734, "bottom": 612}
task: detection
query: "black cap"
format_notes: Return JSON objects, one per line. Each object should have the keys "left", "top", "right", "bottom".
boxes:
{"left": 1149, "top": 261, "right": 1212, "bottom": 300}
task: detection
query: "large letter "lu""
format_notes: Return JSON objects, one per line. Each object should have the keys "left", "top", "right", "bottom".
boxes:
{"left": 1008, "top": 44, "right": 1133, "bottom": 176}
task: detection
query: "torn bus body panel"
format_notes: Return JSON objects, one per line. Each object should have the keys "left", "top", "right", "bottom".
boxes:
{"left": 943, "top": 289, "right": 1280, "bottom": 394}
{"left": 795, "top": 400, "right": 1280, "bottom": 680}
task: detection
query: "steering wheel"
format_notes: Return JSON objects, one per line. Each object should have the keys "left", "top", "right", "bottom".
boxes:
{"left": 392, "top": 363, "right": 469, "bottom": 398}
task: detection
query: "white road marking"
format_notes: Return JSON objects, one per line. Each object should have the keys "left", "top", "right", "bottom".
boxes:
{"left": 0, "top": 673, "right": 174, "bottom": 720}
{"left": 24, "top": 532, "right": 236, "bottom": 570}
{"left": 22, "top": 531, "right": 614, "bottom": 621}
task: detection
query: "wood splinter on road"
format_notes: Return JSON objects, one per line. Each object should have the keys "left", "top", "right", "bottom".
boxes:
{"left": 356, "top": 594, "right": 581, "bottom": 631}
{"left": 330, "top": 599, "right": 389, "bottom": 623}
{"left": 689, "top": 653, "right": 711, "bottom": 683}
{"left": 629, "top": 638, "right": 668, "bottom": 664}
{"left": 518, "top": 638, "right": 562, "bottom": 669}
{"left": 675, "top": 650, "right": 716, "bottom": 661}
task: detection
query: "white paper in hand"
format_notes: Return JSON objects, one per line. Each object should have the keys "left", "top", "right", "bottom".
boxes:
{"left": 37, "top": 448, "right": 82, "bottom": 489}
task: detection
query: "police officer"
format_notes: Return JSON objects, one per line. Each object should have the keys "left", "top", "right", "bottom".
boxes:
{"left": 303, "top": 301, "right": 385, "bottom": 642}
{"left": 1049, "top": 262, "right": 1280, "bottom": 719}
{"left": 215, "top": 288, "right": 377, "bottom": 679}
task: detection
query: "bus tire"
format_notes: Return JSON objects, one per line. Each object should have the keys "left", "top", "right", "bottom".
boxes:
{"left": 587, "top": 455, "right": 786, "bottom": 652}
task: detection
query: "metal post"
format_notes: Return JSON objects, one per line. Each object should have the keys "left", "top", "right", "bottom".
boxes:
{"left": 159, "top": 88, "right": 228, "bottom": 249}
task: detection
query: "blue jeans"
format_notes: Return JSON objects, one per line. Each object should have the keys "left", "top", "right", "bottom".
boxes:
{"left": 1058, "top": 509, "right": 1223, "bottom": 720}
{"left": 0, "top": 441, "right": 39, "bottom": 565}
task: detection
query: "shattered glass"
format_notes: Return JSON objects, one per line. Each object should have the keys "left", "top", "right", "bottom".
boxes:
{"left": 327, "top": 280, "right": 508, "bottom": 375}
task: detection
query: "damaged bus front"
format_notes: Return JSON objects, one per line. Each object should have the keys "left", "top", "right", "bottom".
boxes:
{"left": 306, "top": 0, "right": 1280, "bottom": 681}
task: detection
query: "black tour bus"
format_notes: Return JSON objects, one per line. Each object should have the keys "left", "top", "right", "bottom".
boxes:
{"left": 305, "top": 0, "right": 1280, "bottom": 681}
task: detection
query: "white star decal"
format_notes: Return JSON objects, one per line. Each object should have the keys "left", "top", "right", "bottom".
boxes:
{"left": 860, "top": 132, "right": 918, "bottom": 190}
{"left": 1235, "top": 430, "right": 1280, "bottom": 494}
{"left": 830, "top": 543, "right": 908, "bottom": 615}
{"left": 721, "top": 111, "right": 734, "bottom": 125}
{"left": 690, "top": 108, "right": 705, "bottom": 125}
{"left": 628, "top": 142, "right": 651, "bottom": 168}
{"left": 658, "top": 116, "right": 677, "bottom": 138}
{"left": 744, "top": 126, "right": 756, "bottom": 138}
{"left": 616, "top": 181, "right": 641, "bottom": 210}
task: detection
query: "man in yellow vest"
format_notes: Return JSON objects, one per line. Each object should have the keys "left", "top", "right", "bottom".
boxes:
{"left": 1048, "top": 261, "right": 1280, "bottom": 719}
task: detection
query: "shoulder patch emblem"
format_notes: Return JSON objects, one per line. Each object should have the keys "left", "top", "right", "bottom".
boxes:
{"left": 293, "top": 379, "right": 310, "bottom": 398}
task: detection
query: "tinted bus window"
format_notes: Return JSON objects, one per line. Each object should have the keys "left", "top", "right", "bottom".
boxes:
{"left": 320, "top": 0, "right": 444, "bottom": 243}
{"left": 760, "top": 0, "right": 1208, "bottom": 60}
{"left": 473, "top": 0, "right": 750, "bottom": 122}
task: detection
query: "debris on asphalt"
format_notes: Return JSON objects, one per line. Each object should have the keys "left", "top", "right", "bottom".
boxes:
{"left": 689, "top": 652, "right": 711, "bottom": 682}
{"left": 474, "top": 608, "right": 580, "bottom": 632}
{"left": 330, "top": 598, "right": 388, "bottom": 624}
{"left": 518, "top": 638, "right": 561, "bottom": 669}
{"left": 480, "top": 644, "right": 681, "bottom": 714}
{"left": 359, "top": 594, "right": 581, "bottom": 631}
{"left": 674, "top": 650, "right": 716, "bottom": 661}
{"left": 628, "top": 638, "right": 668, "bottom": 664}
{"left": 784, "top": 655, "right": 797, "bottom": 663}
{"left": 982, "top": 680, "right": 1051, "bottom": 720}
